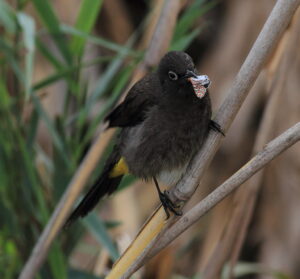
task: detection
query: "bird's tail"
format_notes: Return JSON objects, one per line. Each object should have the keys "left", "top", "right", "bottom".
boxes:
{"left": 65, "top": 147, "right": 128, "bottom": 226}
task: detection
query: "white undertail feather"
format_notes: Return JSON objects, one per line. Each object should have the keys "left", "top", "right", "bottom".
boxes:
{"left": 157, "top": 163, "right": 188, "bottom": 187}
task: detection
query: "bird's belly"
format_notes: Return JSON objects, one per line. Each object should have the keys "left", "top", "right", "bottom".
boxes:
{"left": 120, "top": 116, "right": 207, "bottom": 180}
{"left": 157, "top": 163, "right": 188, "bottom": 187}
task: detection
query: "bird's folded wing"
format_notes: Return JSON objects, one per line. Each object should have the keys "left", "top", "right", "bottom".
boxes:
{"left": 105, "top": 73, "right": 159, "bottom": 128}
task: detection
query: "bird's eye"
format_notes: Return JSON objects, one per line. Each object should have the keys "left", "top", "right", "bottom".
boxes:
{"left": 168, "top": 71, "right": 178, "bottom": 81}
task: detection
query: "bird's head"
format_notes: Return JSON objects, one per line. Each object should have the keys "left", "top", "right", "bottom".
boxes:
{"left": 158, "top": 51, "right": 210, "bottom": 99}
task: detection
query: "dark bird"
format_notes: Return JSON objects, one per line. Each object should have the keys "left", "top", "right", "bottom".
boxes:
{"left": 66, "top": 51, "right": 223, "bottom": 226}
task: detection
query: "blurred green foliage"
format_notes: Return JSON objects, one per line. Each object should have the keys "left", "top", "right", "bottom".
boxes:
{"left": 0, "top": 0, "right": 215, "bottom": 278}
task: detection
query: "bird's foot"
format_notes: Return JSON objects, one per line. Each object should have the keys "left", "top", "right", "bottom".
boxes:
{"left": 159, "top": 190, "right": 182, "bottom": 219}
{"left": 210, "top": 120, "right": 225, "bottom": 136}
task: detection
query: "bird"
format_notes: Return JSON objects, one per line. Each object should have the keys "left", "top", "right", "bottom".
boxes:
{"left": 66, "top": 51, "right": 223, "bottom": 226}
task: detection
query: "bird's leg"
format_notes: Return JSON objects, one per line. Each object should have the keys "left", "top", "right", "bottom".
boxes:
{"left": 153, "top": 177, "right": 182, "bottom": 219}
{"left": 210, "top": 120, "right": 225, "bottom": 136}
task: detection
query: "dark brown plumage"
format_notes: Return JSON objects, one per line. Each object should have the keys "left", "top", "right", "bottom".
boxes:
{"left": 66, "top": 51, "right": 222, "bottom": 225}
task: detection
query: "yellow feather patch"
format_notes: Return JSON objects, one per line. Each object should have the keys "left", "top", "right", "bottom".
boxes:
{"left": 109, "top": 157, "right": 129, "bottom": 177}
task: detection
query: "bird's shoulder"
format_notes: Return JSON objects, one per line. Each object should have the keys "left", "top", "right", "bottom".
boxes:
{"left": 105, "top": 73, "right": 161, "bottom": 128}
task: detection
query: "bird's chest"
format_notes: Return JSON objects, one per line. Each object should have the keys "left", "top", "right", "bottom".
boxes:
{"left": 142, "top": 101, "right": 209, "bottom": 163}
{"left": 155, "top": 102, "right": 209, "bottom": 148}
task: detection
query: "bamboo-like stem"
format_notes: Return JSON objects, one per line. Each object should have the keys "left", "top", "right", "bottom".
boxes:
{"left": 121, "top": 0, "right": 300, "bottom": 277}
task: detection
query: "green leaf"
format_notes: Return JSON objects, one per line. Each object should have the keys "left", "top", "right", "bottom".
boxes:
{"left": 36, "top": 38, "right": 63, "bottom": 70}
{"left": 32, "top": 55, "right": 114, "bottom": 91}
{"left": 73, "top": 62, "right": 135, "bottom": 160}
{"left": 69, "top": 0, "right": 103, "bottom": 57}
{"left": 171, "top": 27, "right": 202, "bottom": 51}
{"left": 17, "top": 13, "right": 35, "bottom": 52}
{"left": 171, "top": 0, "right": 218, "bottom": 53}
{"left": 26, "top": 109, "right": 39, "bottom": 149}
{"left": 104, "top": 220, "right": 122, "bottom": 229}
{"left": 0, "top": 80, "right": 11, "bottom": 108}
{"left": 17, "top": 12, "right": 36, "bottom": 100}
{"left": 31, "top": 95, "right": 70, "bottom": 167}
{"left": 15, "top": 127, "right": 49, "bottom": 222}
{"left": 86, "top": 35, "right": 137, "bottom": 110}
{"left": 0, "top": 0, "right": 16, "bottom": 33}
{"left": 0, "top": 38, "right": 25, "bottom": 83}
{"left": 83, "top": 213, "right": 119, "bottom": 261}
{"left": 65, "top": 35, "right": 138, "bottom": 156}
{"left": 32, "top": 0, "right": 72, "bottom": 64}
{"left": 173, "top": 0, "right": 215, "bottom": 41}
{"left": 62, "top": 24, "right": 139, "bottom": 56}
{"left": 48, "top": 242, "right": 67, "bottom": 279}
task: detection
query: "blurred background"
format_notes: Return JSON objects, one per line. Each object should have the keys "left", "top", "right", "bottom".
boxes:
{"left": 1, "top": 0, "right": 300, "bottom": 278}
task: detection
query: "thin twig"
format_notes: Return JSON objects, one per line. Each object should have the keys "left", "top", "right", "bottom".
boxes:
{"left": 121, "top": 0, "right": 300, "bottom": 277}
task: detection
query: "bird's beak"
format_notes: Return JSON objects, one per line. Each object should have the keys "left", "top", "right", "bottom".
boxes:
{"left": 184, "top": 70, "right": 211, "bottom": 99}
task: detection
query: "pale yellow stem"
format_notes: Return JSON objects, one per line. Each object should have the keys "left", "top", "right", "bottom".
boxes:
{"left": 106, "top": 207, "right": 166, "bottom": 279}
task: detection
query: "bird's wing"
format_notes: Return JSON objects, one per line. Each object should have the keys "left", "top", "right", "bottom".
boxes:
{"left": 105, "top": 73, "right": 159, "bottom": 128}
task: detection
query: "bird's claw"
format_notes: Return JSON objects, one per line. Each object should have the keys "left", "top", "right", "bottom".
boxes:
{"left": 159, "top": 190, "right": 182, "bottom": 219}
{"left": 210, "top": 120, "right": 225, "bottom": 136}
